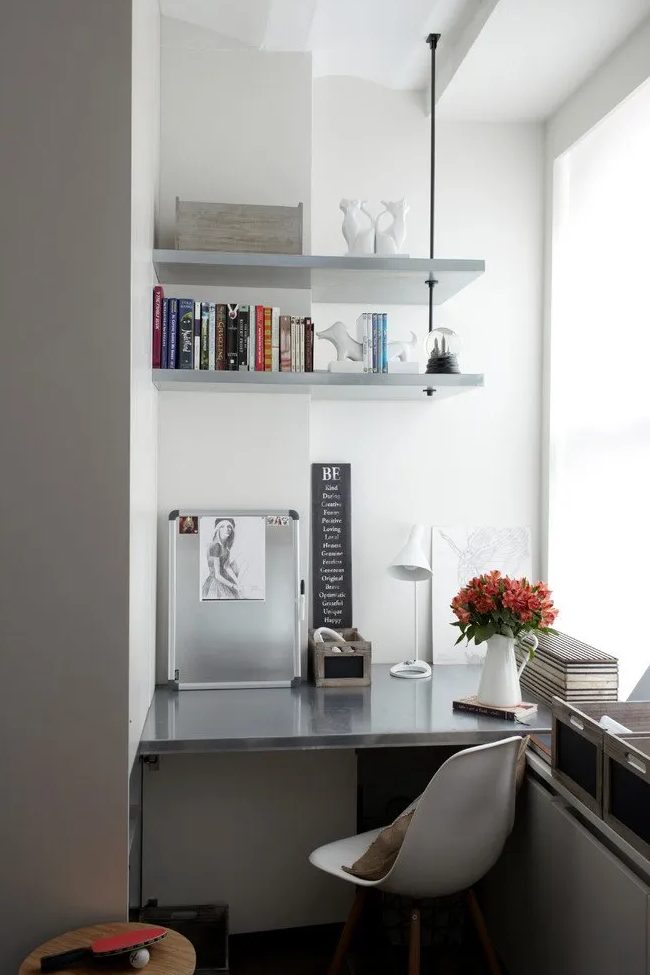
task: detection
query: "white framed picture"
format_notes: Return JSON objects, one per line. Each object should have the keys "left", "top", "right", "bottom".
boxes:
{"left": 199, "top": 516, "right": 266, "bottom": 601}
{"left": 432, "top": 526, "right": 532, "bottom": 664}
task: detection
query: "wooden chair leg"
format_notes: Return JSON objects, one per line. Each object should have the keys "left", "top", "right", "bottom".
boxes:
{"left": 466, "top": 888, "right": 503, "bottom": 975}
{"left": 327, "top": 887, "right": 368, "bottom": 975}
{"left": 408, "top": 906, "right": 421, "bottom": 975}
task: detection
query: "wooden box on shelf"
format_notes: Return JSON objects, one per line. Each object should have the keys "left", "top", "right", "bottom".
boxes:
{"left": 308, "top": 628, "right": 372, "bottom": 687}
{"left": 175, "top": 197, "right": 303, "bottom": 254}
{"left": 551, "top": 698, "right": 650, "bottom": 816}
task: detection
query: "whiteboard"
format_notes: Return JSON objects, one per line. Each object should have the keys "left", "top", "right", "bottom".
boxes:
{"left": 167, "top": 508, "right": 302, "bottom": 688}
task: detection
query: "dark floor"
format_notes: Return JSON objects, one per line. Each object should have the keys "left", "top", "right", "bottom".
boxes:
{"left": 229, "top": 892, "right": 491, "bottom": 975}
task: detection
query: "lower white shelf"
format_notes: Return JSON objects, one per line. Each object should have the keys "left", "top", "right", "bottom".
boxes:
{"left": 152, "top": 369, "right": 484, "bottom": 401}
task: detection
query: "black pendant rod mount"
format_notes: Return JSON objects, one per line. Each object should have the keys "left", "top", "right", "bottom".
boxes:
{"left": 426, "top": 33, "right": 440, "bottom": 335}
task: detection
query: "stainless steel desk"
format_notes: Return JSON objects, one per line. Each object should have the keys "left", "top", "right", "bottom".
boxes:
{"left": 139, "top": 664, "right": 552, "bottom": 755}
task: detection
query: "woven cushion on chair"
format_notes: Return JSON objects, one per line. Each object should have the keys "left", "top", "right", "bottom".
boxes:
{"left": 342, "top": 808, "right": 415, "bottom": 881}
{"left": 342, "top": 736, "right": 530, "bottom": 882}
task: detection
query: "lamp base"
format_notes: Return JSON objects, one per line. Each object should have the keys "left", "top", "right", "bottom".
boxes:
{"left": 390, "top": 659, "right": 432, "bottom": 679}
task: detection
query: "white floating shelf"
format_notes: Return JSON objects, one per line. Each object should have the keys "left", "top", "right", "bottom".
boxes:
{"left": 153, "top": 250, "right": 485, "bottom": 306}
{"left": 152, "top": 369, "right": 484, "bottom": 401}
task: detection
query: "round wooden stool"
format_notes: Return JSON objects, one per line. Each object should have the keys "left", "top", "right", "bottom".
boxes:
{"left": 19, "top": 922, "right": 195, "bottom": 975}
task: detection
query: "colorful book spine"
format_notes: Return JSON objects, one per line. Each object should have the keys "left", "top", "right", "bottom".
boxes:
{"left": 361, "top": 311, "right": 372, "bottom": 372}
{"left": 160, "top": 298, "right": 169, "bottom": 369}
{"left": 263, "top": 307, "right": 272, "bottom": 371}
{"left": 299, "top": 317, "right": 305, "bottom": 373}
{"left": 382, "top": 312, "right": 388, "bottom": 373}
{"left": 168, "top": 298, "right": 178, "bottom": 369}
{"left": 216, "top": 304, "right": 227, "bottom": 370}
{"left": 290, "top": 317, "right": 297, "bottom": 372}
{"left": 271, "top": 307, "right": 280, "bottom": 372}
{"left": 248, "top": 309, "right": 255, "bottom": 370}
{"left": 364, "top": 313, "right": 372, "bottom": 373}
{"left": 372, "top": 313, "right": 379, "bottom": 373}
{"left": 226, "top": 304, "right": 239, "bottom": 370}
{"left": 200, "top": 302, "right": 209, "bottom": 370}
{"left": 280, "top": 315, "right": 291, "bottom": 371}
{"left": 305, "top": 317, "right": 313, "bottom": 373}
{"left": 208, "top": 303, "right": 216, "bottom": 371}
{"left": 193, "top": 301, "right": 201, "bottom": 371}
{"left": 152, "top": 285, "right": 163, "bottom": 368}
{"left": 178, "top": 298, "right": 194, "bottom": 369}
{"left": 255, "top": 305, "right": 264, "bottom": 371}
{"left": 237, "top": 305, "right": 249, "bottom": 371}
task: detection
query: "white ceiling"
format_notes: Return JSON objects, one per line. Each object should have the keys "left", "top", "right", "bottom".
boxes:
{"left": 160, "top": 0, "right": 650, "bottom": 119}
{"left": 160, "top": 0, "right": 475, "bottom": 89}
{"left": 437, "top": 0, "right": 650, "bottom": 120}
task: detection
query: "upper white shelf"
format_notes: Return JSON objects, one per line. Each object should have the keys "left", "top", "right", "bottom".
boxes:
{"left": 152, "top": 250, "right": 485, "bottom": 305}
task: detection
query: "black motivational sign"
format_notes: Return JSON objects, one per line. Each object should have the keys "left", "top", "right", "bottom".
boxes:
{"left": 312, "top": 463, "right": 352, "bottom": 629}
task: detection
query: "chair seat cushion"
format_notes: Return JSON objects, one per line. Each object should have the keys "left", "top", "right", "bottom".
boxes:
{"left": 340, "top": 735, "right": 530, "bottom": 882}
{"left": 342, "top": 809, "right": 415, "bottom": 881}
{"left": 309, "top": 828, "right": 386, "bottom": 886}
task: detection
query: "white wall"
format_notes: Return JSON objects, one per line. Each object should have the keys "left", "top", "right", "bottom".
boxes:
{"left": 158, "top": 17, "right": 312, "bottom": 249}
{"left": 156, "top": 386, "right": 311, "bottom": 680}
{"left": 312, "top": 78, "right": 545, "bottom": 662}
{"left": 0, "top": 2, "right": 133, "bottom": 968}
{"left": 542, "top": 17, "right": 650, "bottom": 692}
{"left": 129, "top": 0, "right": 161, "bottom": 770}
{"left": 142, "top": 751, "right": 356, "bottom": 934}
{"left": 150, "top": 23, "right": 356, "bottom": 933}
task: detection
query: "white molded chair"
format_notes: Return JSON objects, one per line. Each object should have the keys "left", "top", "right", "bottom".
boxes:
{"left": 309, "top": 736, "right": 522, "bottom": 975}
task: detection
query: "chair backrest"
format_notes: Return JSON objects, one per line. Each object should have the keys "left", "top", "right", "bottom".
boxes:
{"left": 379, "top": 736, "right": 521, "bottom": 899}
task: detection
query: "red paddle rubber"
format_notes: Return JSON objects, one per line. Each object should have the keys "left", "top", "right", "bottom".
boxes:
{"left": 40, "top": 927, "right": 166, "bottom": 971}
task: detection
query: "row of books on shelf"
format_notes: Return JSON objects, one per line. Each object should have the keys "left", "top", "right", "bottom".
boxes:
{"left": 152, "top": 286, "right": 315, "bottom": 372}
{"left": 357, "top": 311, "right": 390, "bottom": 374}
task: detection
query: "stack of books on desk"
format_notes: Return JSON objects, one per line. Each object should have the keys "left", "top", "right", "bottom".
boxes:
{"left": 515, "top": 630, "right": 618, "bottom": 706}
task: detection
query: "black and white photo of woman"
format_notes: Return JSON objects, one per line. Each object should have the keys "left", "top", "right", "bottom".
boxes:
{"left": 198, "top": 515, "right": 266, "bottom": 601}
{"left": 201, "top": 518, "right": 241, "bottom": 599}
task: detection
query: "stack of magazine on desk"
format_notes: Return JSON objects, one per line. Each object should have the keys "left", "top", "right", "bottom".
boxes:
{"left": 515, "top": 630, "right": 618, "bottom": 706}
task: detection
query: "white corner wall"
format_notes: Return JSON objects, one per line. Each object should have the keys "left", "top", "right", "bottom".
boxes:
{"left": 158, "top": 17, "right": 312, "bottom": 249}
{"left": 0, "top": 2, "right": 134, "bottom": 968}
{"left": 312, "top": 78, "right": 545, "bottom": 661}
{"left": 129, "top": 0, "right": 161, "bottom": 769}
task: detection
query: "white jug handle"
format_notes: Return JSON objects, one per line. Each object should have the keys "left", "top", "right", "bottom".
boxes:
{"left": 517, "top": 632, "right": 538, "bottom": 678}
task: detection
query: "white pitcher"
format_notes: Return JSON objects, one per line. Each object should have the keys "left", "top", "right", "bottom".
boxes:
{"left": 477, "top": 632, "right": 538, "bottom": 708}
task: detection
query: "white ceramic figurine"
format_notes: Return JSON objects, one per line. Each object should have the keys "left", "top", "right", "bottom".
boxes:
{"left": 317, "top": 321, "right": 363, "bottom": 361}
{"left": 375, "top": 198, "right": 409, "bottom": 255}
{"left": 339, "top": 199, "right": 375, "bottom": 255}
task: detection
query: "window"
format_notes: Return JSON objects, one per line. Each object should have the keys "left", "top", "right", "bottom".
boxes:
{"left": 548, "top": 79, "right": 650, "bottom": 698}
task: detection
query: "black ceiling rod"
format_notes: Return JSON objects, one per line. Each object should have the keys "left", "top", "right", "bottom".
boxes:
{"left": 426, "top": 32, "right": 440, "bottom": 336}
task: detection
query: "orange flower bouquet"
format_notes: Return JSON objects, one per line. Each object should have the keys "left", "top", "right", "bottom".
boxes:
{"left": 451, "top": 570, "right": 558, "bottom": 653}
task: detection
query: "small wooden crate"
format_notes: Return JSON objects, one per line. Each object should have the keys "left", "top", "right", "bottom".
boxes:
{"left": 552, "top": 699, "right": 650, "bottom": 816}
{"left": 175, "top": 197, "right": 303, "bottom": 254}
{"left": 308, "top": 628, "right": 372, "bottom": 687}
{"left": 604, "top": 733, "right": 650, "bottom": 859}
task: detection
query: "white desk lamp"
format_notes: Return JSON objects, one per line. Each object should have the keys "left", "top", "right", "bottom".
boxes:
{"left": 388, "top": 525, "right": 433, "bottom": 679}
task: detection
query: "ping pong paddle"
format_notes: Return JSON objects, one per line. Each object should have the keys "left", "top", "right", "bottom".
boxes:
{"left": 40, "top": 926, "right": 167, "bottom": 971}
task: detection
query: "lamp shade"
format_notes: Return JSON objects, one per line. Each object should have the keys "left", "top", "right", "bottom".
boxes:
{"left": 389, "top": 525, "right": 432, "bottom": 581}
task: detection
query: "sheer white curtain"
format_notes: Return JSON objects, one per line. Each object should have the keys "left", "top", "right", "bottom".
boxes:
{"left": 549, "top": 79, "right": 650, "bottom": 698}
